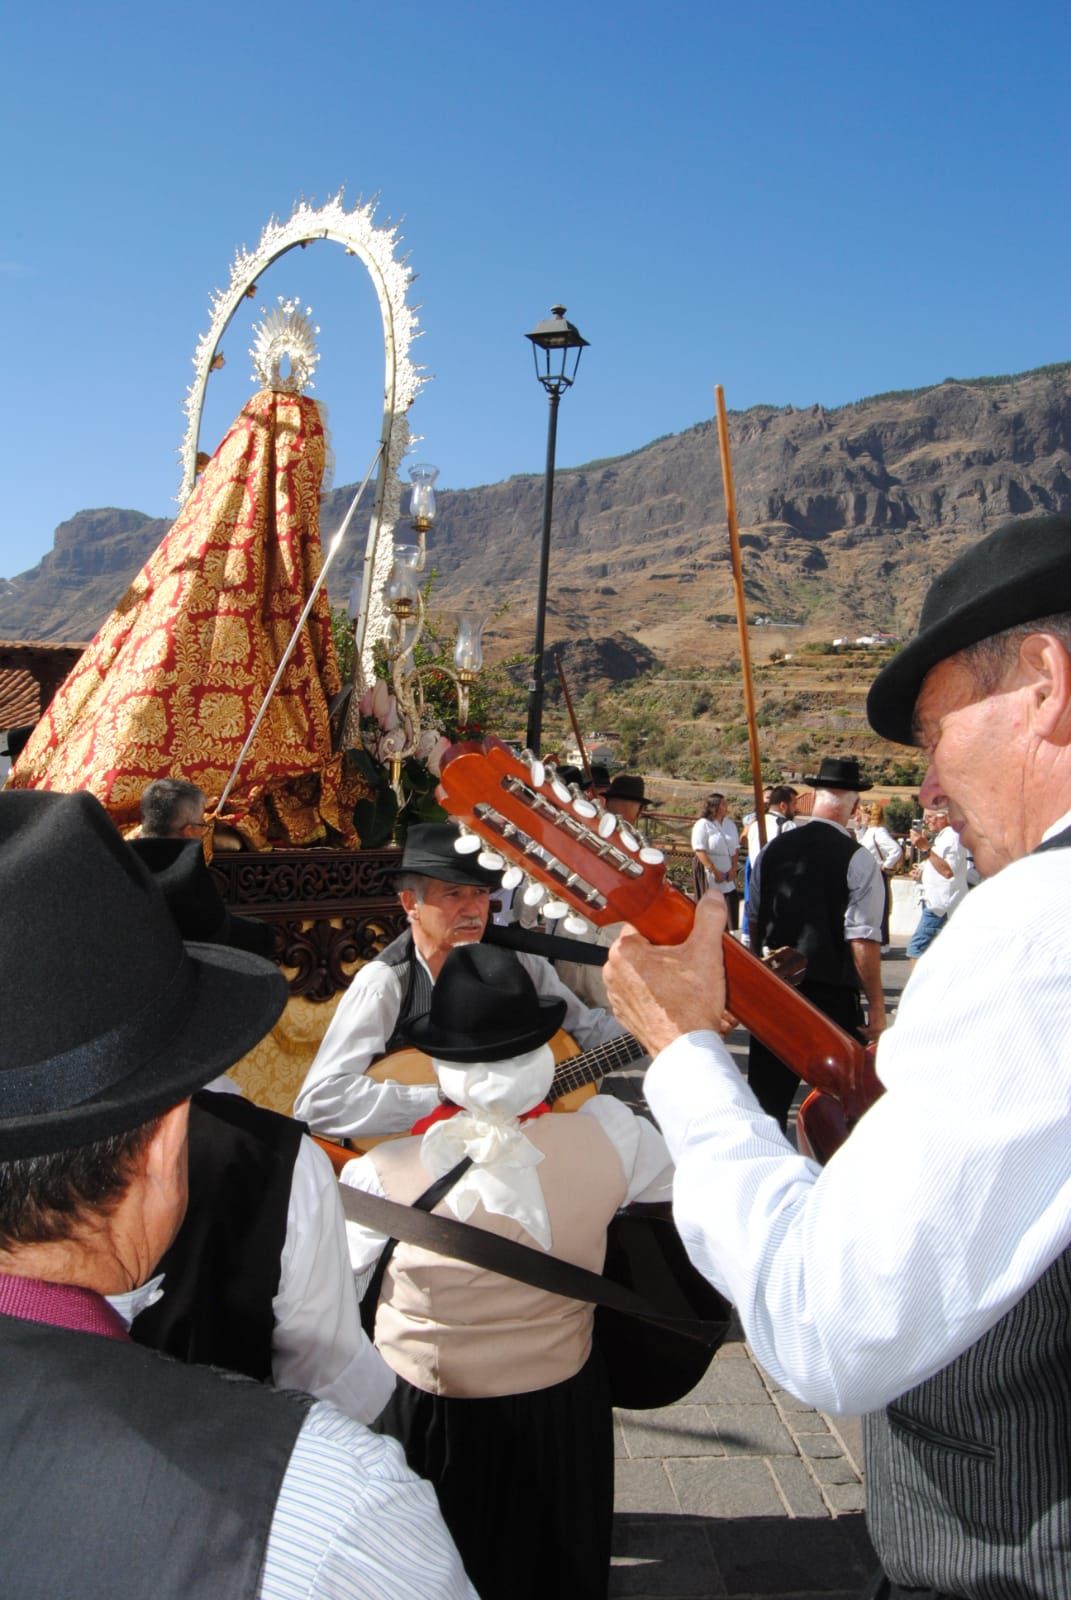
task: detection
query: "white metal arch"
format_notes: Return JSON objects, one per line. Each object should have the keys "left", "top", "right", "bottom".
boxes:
{"left": 179, "top": 192, "right": 426, "bottom": 683}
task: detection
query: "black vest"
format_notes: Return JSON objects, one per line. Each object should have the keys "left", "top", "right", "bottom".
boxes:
{"left": 131, "top": 1090, "right": 302, "bottom": 1379}
{"left": 0, "top": 1314, "right": 311, "bottom": 1600}
{"left": 755, "top": 822, "right": 862, "bottom": 989}
{"left": 375, "top": 928, "right": 435, "bottom": 1055}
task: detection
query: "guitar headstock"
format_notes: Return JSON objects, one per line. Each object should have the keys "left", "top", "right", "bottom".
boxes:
{"left": 437, "top": 738, "right": 694, "bottom": 945}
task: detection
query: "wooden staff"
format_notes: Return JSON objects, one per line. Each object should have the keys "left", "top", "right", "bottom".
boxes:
{"left": 554, "top": 653, "right": 592, "bottom": 782}
{"left": 714, "top": 385, "right": 767, "bottom": 848}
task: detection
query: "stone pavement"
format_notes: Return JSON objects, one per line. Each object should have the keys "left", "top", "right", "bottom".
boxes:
{"left": 606, "top": 948, "right": 912, "bottom": 1598}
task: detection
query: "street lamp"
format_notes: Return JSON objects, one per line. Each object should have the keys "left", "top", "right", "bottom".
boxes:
{"left": 524, "top": 304, "right": 589, "bottom": 755}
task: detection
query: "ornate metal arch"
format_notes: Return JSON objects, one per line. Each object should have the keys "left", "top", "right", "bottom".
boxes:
{"left": 179, "top": 192, "right": 426, "bottom": 681}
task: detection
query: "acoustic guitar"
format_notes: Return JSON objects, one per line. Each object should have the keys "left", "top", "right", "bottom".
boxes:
{"left": 433, "top": 737, "right": 882, "bottom": 1162}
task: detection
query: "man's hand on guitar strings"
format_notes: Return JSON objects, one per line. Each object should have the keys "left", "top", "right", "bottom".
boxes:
{"left": 604, "top": 893, "right": 729, "bottom": 1057}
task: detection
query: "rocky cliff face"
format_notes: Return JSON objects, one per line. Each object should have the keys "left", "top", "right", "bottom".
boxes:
{"left": 3, "top": 367, "right": 1068, "bottom": 674}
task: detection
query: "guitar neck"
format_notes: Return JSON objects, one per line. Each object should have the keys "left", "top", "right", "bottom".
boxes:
{"left": 437, "top": 737, "right": 879, "bottom": 1119}
{"left": 549, "top": 1032, "right": 646, "bottom": 1104}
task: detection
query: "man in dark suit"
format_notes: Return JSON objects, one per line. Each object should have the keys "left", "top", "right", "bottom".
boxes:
{"left": 746, "top": 756, "right": 886, "bottom": 1129}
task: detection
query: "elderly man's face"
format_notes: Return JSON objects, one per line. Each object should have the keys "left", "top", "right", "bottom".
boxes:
{"left": 401, "top": 879, "right": 491, "bottom": 973}
{"left": 915, "top": 652, "right": 1027, "bottom": 877}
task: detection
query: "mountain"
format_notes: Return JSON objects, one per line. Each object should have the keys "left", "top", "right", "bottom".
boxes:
{"left": 3, "top": 366, "right": 1069, "bottom": 683}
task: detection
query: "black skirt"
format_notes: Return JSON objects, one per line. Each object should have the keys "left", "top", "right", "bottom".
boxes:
{"left": 374, "top": 1350, "right": 614, "bottom": 1600}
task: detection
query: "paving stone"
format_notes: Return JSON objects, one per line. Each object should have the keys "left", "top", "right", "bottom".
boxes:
{"left": 619, "top": 1404, "right": 723, "bottom": 1459}
{"left": 709, "top": 1403, "right": 798, "bottom": 1456}
{"left": 684, "top": 1357, "right": 770, "bottom": 1405}
{"left": 669, "top": 1458, "right": 786, "bottom": 1518}
{"left": 614, "top": 1415, "right": 630, "bottom": 1458}
{"left": 766, "top": 1385, "right": 821, "bottom": 1418}
{"left": 808, "top": 1455, "right": 864, "bottom": 1487}
{"left": 793, "top": 1431, "right": 845, "bottom": 1459}
{"left": 825, "top": 1413, "right": 865, "bottom": 1471}
{"left": 615, "top": 1458, "right": 680, "bottom": 1514}
{"left": 705, "top": 1512, "right": 878, "bottom": 1593}
{"left": 824, "top": 1483, "right": 867, "bottom": 1514}
{"left": 610, "top": 1516, "right": 728, "bottom": 1597}
{"left": 769, "top": 1456, "right": 831, "bottom": 1519}
{"left": 714, "top": 1337, "right": 750, "bottom": 1360}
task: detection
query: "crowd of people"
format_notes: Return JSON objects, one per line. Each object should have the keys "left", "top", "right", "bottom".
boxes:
{"left": 3, "top": 510, "right": 1071, "bottom": 1599}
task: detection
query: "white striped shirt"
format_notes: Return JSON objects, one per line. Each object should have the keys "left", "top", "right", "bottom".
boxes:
{"left": 646, "top": 824, "right": 1071, "bottom": 1416}
{"left": 260, "top": 1401, "right": 477, "bottom": 1598}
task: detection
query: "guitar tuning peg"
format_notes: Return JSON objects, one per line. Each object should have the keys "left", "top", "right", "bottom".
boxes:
{"left": 562, "top": 912, "right": 590, "bottom": 937}
{"left": 478, "top": 848, "right": 506, "bottom": 870}
{"left": 572, "top": 796, "right": 598, "bottom": 819}
{"left": 501, "top": 864, "right": 524, "bottom": 890}
{"left": 550, "top": 777, "right": 572, "bottom": 804}
{"left": 618, "top": 827, "right": 641, "bottom": 853}
{"left": 543, "top": 898, "right": 569, "bottom": 920}
{"left": 639, "top": 846, "right": 664, "bottom": 865}
{"left": 519, "top": 749, "right": 546, "bottom": 788}
{"left": 596, "top": 811, "right": 617, "bottom": 839}
{"left": 522, "top": 881, "right": 547, "bottom": 907}
{"left": 454, "top": 827, "right": 482, "bottom": 855}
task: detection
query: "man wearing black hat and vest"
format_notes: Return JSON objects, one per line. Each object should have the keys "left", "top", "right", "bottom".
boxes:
{"left": 604, "top": 513, "right": 1071, "bottom": 1598}
{"left": 0, "top": 791, "right": 476, "bottom": 1599}
{"left": 746, "top": 755, "right": 886, "bottom": 1129}
{"left": 295, "top": 822, "right": 627, "bottom": 1144}
{"left": 340, "top": 943, "right": 673, "bottom": 1600}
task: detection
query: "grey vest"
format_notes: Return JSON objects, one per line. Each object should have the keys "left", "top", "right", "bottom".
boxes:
{"left": 0, "top": 1313, "right": 311, "bottom": 1600}
{"left": 376, "top": 927, "right": 435, "bottom": 1054}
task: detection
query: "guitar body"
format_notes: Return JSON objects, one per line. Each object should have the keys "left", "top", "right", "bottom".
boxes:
{"left": 361, "top": 1031, "right": 597, "bottom": 1111}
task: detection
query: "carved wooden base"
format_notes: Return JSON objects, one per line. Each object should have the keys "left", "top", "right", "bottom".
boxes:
{"left": 209, "top": 847, "right": 406, "bottom": 1001}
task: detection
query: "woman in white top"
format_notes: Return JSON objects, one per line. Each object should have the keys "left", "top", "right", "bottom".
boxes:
{"left": 858, "top": 800, "right": 904, "bottom": 948}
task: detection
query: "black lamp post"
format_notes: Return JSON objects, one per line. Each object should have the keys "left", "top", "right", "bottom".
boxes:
{"left": 524, "top": 304, "right": 589, "bottom": 755}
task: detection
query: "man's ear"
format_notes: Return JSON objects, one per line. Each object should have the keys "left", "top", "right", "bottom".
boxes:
{"left": 143, "top": 1100, "right": 191, "bottom": 1186}
{"left": 1020, "top": 633, "right": 1071, "bottom": 743}
{"left": 398, "top": 888, "right": 418, "bottom": 922}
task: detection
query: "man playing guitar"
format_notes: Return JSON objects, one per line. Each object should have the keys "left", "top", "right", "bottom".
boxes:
{"left": 294, "top": 823, "right": 629, "bottom": 1145}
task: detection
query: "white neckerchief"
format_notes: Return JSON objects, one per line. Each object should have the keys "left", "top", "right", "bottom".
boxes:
{"left": 420, "top": 1046, "right": 556, "bottom": 1249}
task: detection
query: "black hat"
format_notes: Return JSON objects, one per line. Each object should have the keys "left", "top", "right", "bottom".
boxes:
{"left": 586, "top": 763, "right": 611, "bottom": 791}
{"left": 556, "top": 764, "right": 584, "bottom": 786}
{"left": 0, "top": 791, "right": 288, "bottom": 1159}
{"left": 1, "top": 725, "right": 35, "bottom": 762}
{"left": 128, "top": 836, "right": 275, "bottom": 959}
{"left": 604, "top": 773, "right": 662, "bottom": 808}
{"left": 405, "top": 943, "right": 566, "bottom": 1063}
{"left": 868, "top": 514, "right": 1071, "bottom": 746}
{"left": 394, "top": 823, "right": 504, "bottom": 889}
{"left": 802, "top": 756, "right": 871, "bottom": 792}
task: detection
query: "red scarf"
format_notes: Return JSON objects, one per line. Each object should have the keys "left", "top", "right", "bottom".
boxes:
{"left": 410, "top": 1101, "right": 552, "bottom": 1137}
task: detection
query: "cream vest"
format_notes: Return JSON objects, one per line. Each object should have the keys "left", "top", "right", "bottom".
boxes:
{"left": 368, "top": 1113, "right": 627, "bottom": 1396}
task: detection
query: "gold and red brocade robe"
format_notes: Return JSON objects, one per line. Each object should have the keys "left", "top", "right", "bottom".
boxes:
{"left": 10, "top": 390, "right": 369, "bottom": 848}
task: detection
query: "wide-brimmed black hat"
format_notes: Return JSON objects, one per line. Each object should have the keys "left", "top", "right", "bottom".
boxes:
{"left": 604, "top": 773, "right": 662, "bottom": 808}
{"left": 128, "top": 837, "right": 275, "bottom": 958}
{"left": 802, "top": 756, "right": 871, "bottom": 792}
{"left": 393, "top": 822, "right": 504, "bottom": 889}
{"left": 405, "top": 943, "right": 566, "bottom": 1063}
{"left": 868, "top": 514, "right": 1071, "bottom": 746}
{"left": 0, "top": 791, "right": 288, "bottom": 1159}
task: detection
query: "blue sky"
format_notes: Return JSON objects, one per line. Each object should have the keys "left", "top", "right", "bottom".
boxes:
{"left": 2, "top": 0, "right": 1067, "bottom": 580}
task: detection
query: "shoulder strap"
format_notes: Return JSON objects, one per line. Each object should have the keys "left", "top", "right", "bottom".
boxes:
{"left": 359, "top": 1156, "right": 472, "bottom": 1337}
{"left": 343, "top": 1183, "right": 721, "bottom": 1342}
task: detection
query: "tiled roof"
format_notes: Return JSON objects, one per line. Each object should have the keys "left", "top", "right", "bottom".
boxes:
{"left": 0, "top": 668, "right": 41, "bottom": 729}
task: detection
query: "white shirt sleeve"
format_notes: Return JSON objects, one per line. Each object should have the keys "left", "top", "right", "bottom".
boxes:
{"left": 873, "top": 826, "right": 904, "bottom": 872}
{"left": 294, "top": 961, "right": 440, "bottom": 1141}
{"left": 517, "top": 950, "right": 627, "bottom": 1050}
{"left": 260, "top": 1401, "right": 477, "bottom": 1599}
{"left": 579, "top": 1095, "right": 674, "bottom": 1202}
{"left": 844, "top": 841, "right": 884, "bottom": 943}
{"left": 644, "top": 858, "right": 1071, "bottom": 1415}
{"left": 339, "top": 1154, "right": 392, "bottom": 1289}
{"left": 271, "top": 1137, "right": 395, "bottom": 1425}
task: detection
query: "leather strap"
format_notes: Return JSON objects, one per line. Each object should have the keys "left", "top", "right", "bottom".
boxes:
{"left": 342, "top": 1183, "right": 722, "bottom": 1341}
